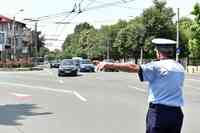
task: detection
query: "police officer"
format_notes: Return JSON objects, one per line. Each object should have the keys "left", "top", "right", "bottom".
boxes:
{"left": 96, "top": 38, "right": 184, "bottom": 133}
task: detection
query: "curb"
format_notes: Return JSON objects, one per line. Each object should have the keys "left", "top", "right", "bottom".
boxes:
{"left": 186, "top": 66, "right": 200, "bottom": 73}
{"left": 0, "top": 67, "right": 43, "bottom": 71}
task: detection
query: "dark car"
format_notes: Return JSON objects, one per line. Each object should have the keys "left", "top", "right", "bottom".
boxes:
{"left": 58, "top": 59, "right": 78, "bottom": 76}
{"left": 49, "top": 60, "right": 60, "bottom": 68}
{"left": 79, "top": 59, "right": 95, "bottom": 72}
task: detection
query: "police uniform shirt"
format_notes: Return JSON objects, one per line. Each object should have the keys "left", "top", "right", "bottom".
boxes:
{"left": 139, "top": 59, "right": 185, "bottom": 107}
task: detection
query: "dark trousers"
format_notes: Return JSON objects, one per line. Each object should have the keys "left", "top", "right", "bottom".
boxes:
{"left": 146, "top": 103, "right": 184, "bottom": 133}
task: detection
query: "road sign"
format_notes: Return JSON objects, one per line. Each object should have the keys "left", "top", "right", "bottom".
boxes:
{"left": 176, "top": 48, "right": 181, "bottom": 53}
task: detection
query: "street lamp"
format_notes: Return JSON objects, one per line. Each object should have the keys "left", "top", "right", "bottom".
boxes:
{"left": 12, "top": 9, "right": 24, "bottom": 60}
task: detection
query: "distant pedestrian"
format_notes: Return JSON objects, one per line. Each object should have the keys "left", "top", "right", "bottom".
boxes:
{"left": 97, "top": 38, "right": 184, "bottom": 133}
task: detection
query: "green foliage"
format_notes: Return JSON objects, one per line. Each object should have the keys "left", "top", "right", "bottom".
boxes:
{"left": 60, "top": 0, "right": 195, "bottom": 60}
{"left": 114, "top": 22, "right": 145, "bottom": 60}
{"left": 179, "top": 17, "right": 192, "bottom": 57}
{"left": 74, "top": 22, "right": 95, "bottom": 33}
{"left": 38, "top": 47, "right": 49, "bottom": 57}
{"left": 142, "top": 0, "right": 176, "bottom": 38}
{"left": 189, "top": 39, "right": 200, "bottom": 58}
{"left": 47, "top": 49, "right": 62, "bottom": 60}
{"left": 189, "top": 3, "right": 200, "bottom": 58}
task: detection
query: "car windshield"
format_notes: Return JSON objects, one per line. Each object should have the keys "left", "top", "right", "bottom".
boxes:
{"left": 80, "top": 60, "right": 91, "bottom": 64}
{"left": 50, "top": 60, "right": 60, "bottom": 63}
{"left": 61, "top": 60, "right": 74, "bottom": 66}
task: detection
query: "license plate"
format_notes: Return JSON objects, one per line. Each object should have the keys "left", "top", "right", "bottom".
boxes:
{"left": 64, "top": 71, "right": 70, "bottom": 73}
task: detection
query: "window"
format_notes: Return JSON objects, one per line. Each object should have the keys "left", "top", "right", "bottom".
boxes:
{"left": 0, "top": 32, "right": 5, "bottom": 44}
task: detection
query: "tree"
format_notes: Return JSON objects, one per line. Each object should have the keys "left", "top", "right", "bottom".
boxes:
{"left": 141, "top": 0, "right": 182, "bottom": 59}
{"left": 179, "top": 17, "right": 192, "bottom": 57}
{"left": 142, "top": 0, "right": 176, "bottom": 39}
{"left": 114, "top": 22, "right": 145, "bottom": 61}
{"left": 62, "top": 23, "right": 96, "bottom": 58}
{"left": 189, "top": 3, "right": 200, "bottom": 58}
{"left": 74, "top": 22, "right": 95, "bottom": 33}
{"left": 100, "top": 20, "right": 128, "bottom": 59}
{"left": 38, "top": 47, "right": 49, "bottom": 57}
{"left": 37, "top": 33, "right": 46, "bottom": 53}
{"left": 47, "top": 49, "right": 63, "bottom": 60}
{"left": 62, "top": 34, "right": 74, "bottom": 50}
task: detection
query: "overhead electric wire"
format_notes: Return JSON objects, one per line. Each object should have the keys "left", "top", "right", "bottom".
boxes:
{"left": 37, "top": 11, "right": 72, "bottom": 20}
{"left": 34, "top": 0, "right": 80, "bottom": 21}
{"left": 54, "top": 13, "right": 74, "bottom": 34}
{"left": 82, "top": 0, "right": 136, "bottom": 12}
{"left": 28, "top": 0, "right": 138, "bottom": 49}
{"left": 52, "top": 0, "right": 85, "bottom": 44}
{"left": 46, "top": 0, "right": 136, "bottom": 46}
{"left": 90, "top": 0, "right": 142, "bottom": 10}
{"left": 85, "top": 0, "right": 97, "bottom": 9}
{"left": 32, "top": 0, "right": 80, "bottom": 39}
{"left": 50, "top": 12, "right": 82, "bottom": 47}
{"left": 53, "top": 0, "right": 82, "bottom": 40}
{"left": 86, "top": 0, "right": 143, "bottom": 11}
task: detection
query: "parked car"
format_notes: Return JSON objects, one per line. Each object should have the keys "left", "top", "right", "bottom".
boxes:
{"left": 49, "top": 60, "right": 60, "bottom": 68}
{"left": 72, "top": 57, "right": 82, "bottom": 66}
{"left": 79, "top": 59, "right": 95, "bottom": 72}
{"left": 58, "top": 59, "right": 78, "bottom": 76}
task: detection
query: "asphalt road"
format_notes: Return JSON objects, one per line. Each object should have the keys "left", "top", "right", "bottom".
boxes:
{"left": 0, "top": 69, "right": 199, "bottom": 133}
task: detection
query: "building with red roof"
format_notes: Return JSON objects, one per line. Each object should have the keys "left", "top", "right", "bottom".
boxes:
{"left": 0, "top": 15, "right": 31, "bottom": 64}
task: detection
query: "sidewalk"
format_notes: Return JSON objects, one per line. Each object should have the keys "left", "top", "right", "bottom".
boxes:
{"left": 186, "top": 66, "right": 200, "bottom": 73}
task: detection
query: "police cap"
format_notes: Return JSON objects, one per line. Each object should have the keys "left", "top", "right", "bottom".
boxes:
{"left": 152, "top": 38, "right": 176, "bottom": 57}
{"left": 152, "top": 38, "right": 176, "bottom": 50}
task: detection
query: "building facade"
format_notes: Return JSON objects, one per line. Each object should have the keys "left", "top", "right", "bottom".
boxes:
{"left": 0, "top": 15, "right": 30, "bottom": 62}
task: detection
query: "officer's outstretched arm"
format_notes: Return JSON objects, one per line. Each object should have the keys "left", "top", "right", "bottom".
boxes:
{"left": 97, "top": 62, "right": 140, "bottom": 73}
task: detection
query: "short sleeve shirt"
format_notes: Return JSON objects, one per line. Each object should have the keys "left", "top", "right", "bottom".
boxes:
{"left": 139, "top": 59, "right": 185, "bottom": 107}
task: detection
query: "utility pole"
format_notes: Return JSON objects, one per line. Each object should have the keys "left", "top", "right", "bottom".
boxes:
{"left": 11, "top": 16, "right": 16, "bottom": 60}
{"left": 11, "top": 9, "right": 24, "bottom": 61}
{"left": 139, "top": 47, "right": 143, "bottom": 64}
{"left": 176, "top": 8, "right": 180, "bottom": 62}
{"left": 23, "top": 18, "right": 39, "bottom": 59}
{"left": 34, "top": 22, "right": 38, "bottom": 58}
{"left": 106, "top": 39, "right": 110, "bottom": 60}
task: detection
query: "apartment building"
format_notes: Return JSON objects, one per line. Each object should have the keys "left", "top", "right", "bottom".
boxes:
{"left": 0, "top": 15, "right": 28, "bottom": 61}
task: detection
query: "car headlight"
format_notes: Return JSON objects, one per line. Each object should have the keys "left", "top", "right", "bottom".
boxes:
{"left": 59, "top": 67, "right": 63, "bottom": 70}
{"left": 72, "top": 67, "right": 77, "bottom": 70}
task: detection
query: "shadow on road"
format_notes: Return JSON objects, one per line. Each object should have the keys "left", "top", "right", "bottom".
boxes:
{"left": 0, "top": 104, "right": 53, "bottom": 126}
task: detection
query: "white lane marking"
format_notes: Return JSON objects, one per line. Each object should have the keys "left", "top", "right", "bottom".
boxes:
{"left": 10, "top": 92, "right": 32, "bottom": 99}
{"left": 186, "top": 78, "right": 200, "bottom": 82}
{"left": 184, "top": 84, "right": 200, "bottom": 91}
{"left": 0, "top": 82, "right": 87, "bottom": 102}
{"left": 45, "top": 69, "right": 65, "bottom": 84}
{"left": 59, "top": 79, "right": 64, "bottom": 84}
{"left": 0, "top": 82, "right": 73, "bottom": 93}
{"left": 11, "top": 93, "right": 31, "bottom": 97}
{"left": 128, "top": 85, "right": 146, "bottom": 93}
{"left": 73, "top": 91, "right": 87, "bottom": 102}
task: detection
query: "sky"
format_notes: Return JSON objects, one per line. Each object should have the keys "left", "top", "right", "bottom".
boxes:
{"left": 0, "top": 0, "right": 199, "bottom": 51}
